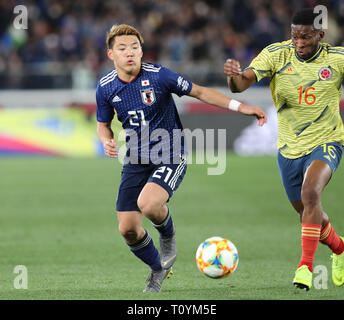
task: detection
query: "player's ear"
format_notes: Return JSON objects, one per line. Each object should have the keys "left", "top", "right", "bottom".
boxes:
{"left": 318, "top": 30, "right": 325, "bottom": 41}
{"left": 107, "top": 48, "right": 114, "bottom": 61}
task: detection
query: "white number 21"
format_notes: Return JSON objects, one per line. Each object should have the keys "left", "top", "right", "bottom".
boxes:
{"left": 152, "top": 166, "right": 173, "bottom": 183}
{"left": 128, "top": 109, "right": 146, "bottom": 126}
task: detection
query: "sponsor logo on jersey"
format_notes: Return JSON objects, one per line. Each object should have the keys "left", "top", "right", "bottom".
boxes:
{"left": 318, "top": 67, "right": 332, "bottom": 81}
{"left": 140, "top": 88, "right": 156, "bottom": 105}
{"left": 112, "top": 95, "right": 122, "bottom": 102}
{"left": 284, "top": 66, "right": 295, "bottom": 74}
{"left": 177, "top": 76, "right": 189, "bottom": 91}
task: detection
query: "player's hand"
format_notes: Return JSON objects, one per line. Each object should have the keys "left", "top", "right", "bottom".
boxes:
{"left": 224, "top": 59, "right": 242, "bottom": 77}
{"left": 239, "top": 105, "right": 268, "bottom": 127}
{"left": 103, "top": 138, "right": 118, "bottom": 158}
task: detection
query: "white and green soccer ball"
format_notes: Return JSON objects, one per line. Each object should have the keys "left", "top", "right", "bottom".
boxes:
{"left": 196, "top": 236, "right": 239, "bottom": 279}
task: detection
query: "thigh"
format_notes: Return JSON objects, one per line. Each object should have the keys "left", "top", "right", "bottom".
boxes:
{"left": 303, "top": 142, "right": 343, "bottom": 178}
{"left": 302, "top": 159, "right": 332, "bottom": 195}
{"left": 138, "top": 182, "right": 170, "bottom": 211}
{"left": 277, "top": 151, "right": 304, "bottom": 202}
{"left": 301, "top": 142, "right": 343, "bottom": 194}
{"left": 116, "top": 168, "right": 150, "bottom": 212}
{"left": 147, "top": 159, "right": 187, "bottom": 199}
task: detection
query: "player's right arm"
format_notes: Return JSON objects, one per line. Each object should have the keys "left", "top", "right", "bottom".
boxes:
{"left": 224, "top": 59, "right": 257, "bottom": 93}
{"left": 97, "top": 121, "right": 118, "bottom": 158}
{"left": 189, "top": 83, "right": 267, "bottom": 126}
{"left": 224, "top": 46, "right": 275, "bottom": 93}
{"left": 96, "top": 82, "right": 118, "bottom": 158}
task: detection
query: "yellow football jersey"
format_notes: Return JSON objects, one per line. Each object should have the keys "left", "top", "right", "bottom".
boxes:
{"left": 247, "top": 39, "right": 344, "bottom": 158}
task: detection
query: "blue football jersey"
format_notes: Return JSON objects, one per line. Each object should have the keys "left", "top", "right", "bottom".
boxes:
{"left": 96, "top": 62, "right": 192, "bottom": 164}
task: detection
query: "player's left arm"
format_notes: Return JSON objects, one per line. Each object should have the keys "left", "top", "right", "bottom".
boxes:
{"left": 188, "top": 83, "right": 267, "bottom": 126}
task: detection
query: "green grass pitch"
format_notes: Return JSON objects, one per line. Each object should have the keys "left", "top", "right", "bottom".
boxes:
{"left": 0, "top": 153, "right": 343, "bottom": 300}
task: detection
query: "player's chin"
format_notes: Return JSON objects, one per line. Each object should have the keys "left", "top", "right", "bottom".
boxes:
{"left": 125, "top": 64, "right": 139, "bottom": 73}
{"left": 297, "top": 49, "right": 313, "bottom": 60}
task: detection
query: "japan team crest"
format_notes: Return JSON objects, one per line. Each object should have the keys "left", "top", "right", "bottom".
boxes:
{"left": 140, "top": 88, "right": 156, "bottom": 105}
{"left": 318, "top": 67, "right": 332, "bottom": 81}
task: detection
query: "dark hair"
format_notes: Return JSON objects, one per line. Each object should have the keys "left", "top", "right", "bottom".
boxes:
{"left": 292, "top": 8, "right": 318, "bottom": 26}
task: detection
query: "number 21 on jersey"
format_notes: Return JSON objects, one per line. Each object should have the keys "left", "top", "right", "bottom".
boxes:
{"left": 128, "top": 110, "right": 146, "bottom": 126}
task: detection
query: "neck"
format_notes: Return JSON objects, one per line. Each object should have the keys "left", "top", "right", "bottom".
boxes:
{"left": 309, "top": 44, "right": 321, "bottom": 58}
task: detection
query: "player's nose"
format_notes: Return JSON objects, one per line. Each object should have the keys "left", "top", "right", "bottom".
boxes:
{"left": 295, "top": 40, "right": 306, "bottom": 49}
{"left": 127, "top": 48, "right": 135, "bottom": 56}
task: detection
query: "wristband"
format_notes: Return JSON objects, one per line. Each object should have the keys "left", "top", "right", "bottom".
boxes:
{"left": 228, "top": 99, "right": 241, "bottom": 111}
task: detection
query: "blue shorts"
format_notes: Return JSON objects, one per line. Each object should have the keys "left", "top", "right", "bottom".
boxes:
{"left": 277, "top": 142, "right": 343, "bottom": 202}
{"left": 116, "top": 158, "right": 187, "bottom": 212}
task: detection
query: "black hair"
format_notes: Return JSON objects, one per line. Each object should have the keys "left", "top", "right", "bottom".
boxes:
{"left": 292, "top": 8, "right": 318, "bottom": 26}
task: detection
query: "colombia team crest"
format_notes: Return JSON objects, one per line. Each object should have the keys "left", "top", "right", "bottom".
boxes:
{"left": 140, "top": 88, "right": 156, "bottom": 106}
{"left": 318, "top": 67, "right": 332, "bottom": 81}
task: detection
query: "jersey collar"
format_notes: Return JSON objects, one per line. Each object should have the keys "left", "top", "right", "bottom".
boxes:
{"left": 294, "top": 44, "right": 323, "bottom": 63}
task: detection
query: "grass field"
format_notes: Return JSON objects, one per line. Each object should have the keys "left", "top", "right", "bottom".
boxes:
{"left": 0, "top": 153, "right": 343, "bottom": 301}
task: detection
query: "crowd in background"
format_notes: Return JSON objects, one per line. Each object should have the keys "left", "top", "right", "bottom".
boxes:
{"left": 0, "top": 0, "right": 343, "bottom": 89}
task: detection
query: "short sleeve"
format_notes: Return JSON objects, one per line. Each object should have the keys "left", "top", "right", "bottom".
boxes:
{"left": 159, "top": 67, "right": 193, "bottom": 97}
{"left": 246, "top": 47, "right": 275, "bottom": 82}
{"left": 96, "top": 83, "right": 115, "bottom": 122}
{"left": 333, "top": 47, "right": 344, "bottom": 78}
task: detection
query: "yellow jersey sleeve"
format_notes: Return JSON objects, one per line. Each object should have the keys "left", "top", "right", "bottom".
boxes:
{"left": 329, "top": 46, "right": 344, "bottom": 78}
{"left": 246, "top": 46, "right": 275, "bottom": 82}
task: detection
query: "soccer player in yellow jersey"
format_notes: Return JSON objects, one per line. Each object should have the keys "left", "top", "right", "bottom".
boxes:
{"left": 224, "top": 8, "right": 344, "bottom": 290}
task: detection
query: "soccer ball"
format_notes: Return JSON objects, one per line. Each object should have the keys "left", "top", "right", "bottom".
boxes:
{"left": 196, "top": 236, "right": 239, "bottom": 278}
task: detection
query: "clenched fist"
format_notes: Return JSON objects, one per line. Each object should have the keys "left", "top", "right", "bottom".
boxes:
{"left": 103, "top": 138, "right": 118, "bottom": 158}
{"left": 224, "top": 59, "right": 243, "bottom": 77}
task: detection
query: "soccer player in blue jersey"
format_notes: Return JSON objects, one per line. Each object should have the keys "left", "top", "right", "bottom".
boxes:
{"left": 96, "top": 24, "right": 267, "bottom": 293}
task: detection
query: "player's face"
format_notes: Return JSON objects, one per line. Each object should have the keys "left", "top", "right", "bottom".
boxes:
{"left": 291, "top": 24, "right": 324, "bottom": 60}
{"left": 107, "top": 35, "right": 143, "bottom": 76}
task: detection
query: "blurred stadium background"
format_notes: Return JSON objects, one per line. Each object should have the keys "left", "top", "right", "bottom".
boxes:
{"left": 1, "top": 0, "right": 344, "bottom": 300}
{"left": 0, "top": 0, "right": 343, "bottom": 157}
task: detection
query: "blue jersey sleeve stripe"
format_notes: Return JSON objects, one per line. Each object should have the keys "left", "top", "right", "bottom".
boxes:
{"left": 328, "top": 50, "right": 344, "bottom": 56}
{"left": 142, "top": 62, "right": 161, "bottom": 70}
{"left": 142, "top": 67, "right": 160, "bottom": 73}
{"left": 100, "top": 73, "right": 118, "bottom": 87}
{"left": 100, "top": 70, "right": 116, "bottom": 83}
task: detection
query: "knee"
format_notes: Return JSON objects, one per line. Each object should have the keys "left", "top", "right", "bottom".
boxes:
{"left": 118, "top": 223, "right": 140, "bottom": 243}
{"left": 301, "top": 185, "right": 321, "bottom": 208}
{"left": 137, "top": 198, "right": 160, "bottom": 219}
